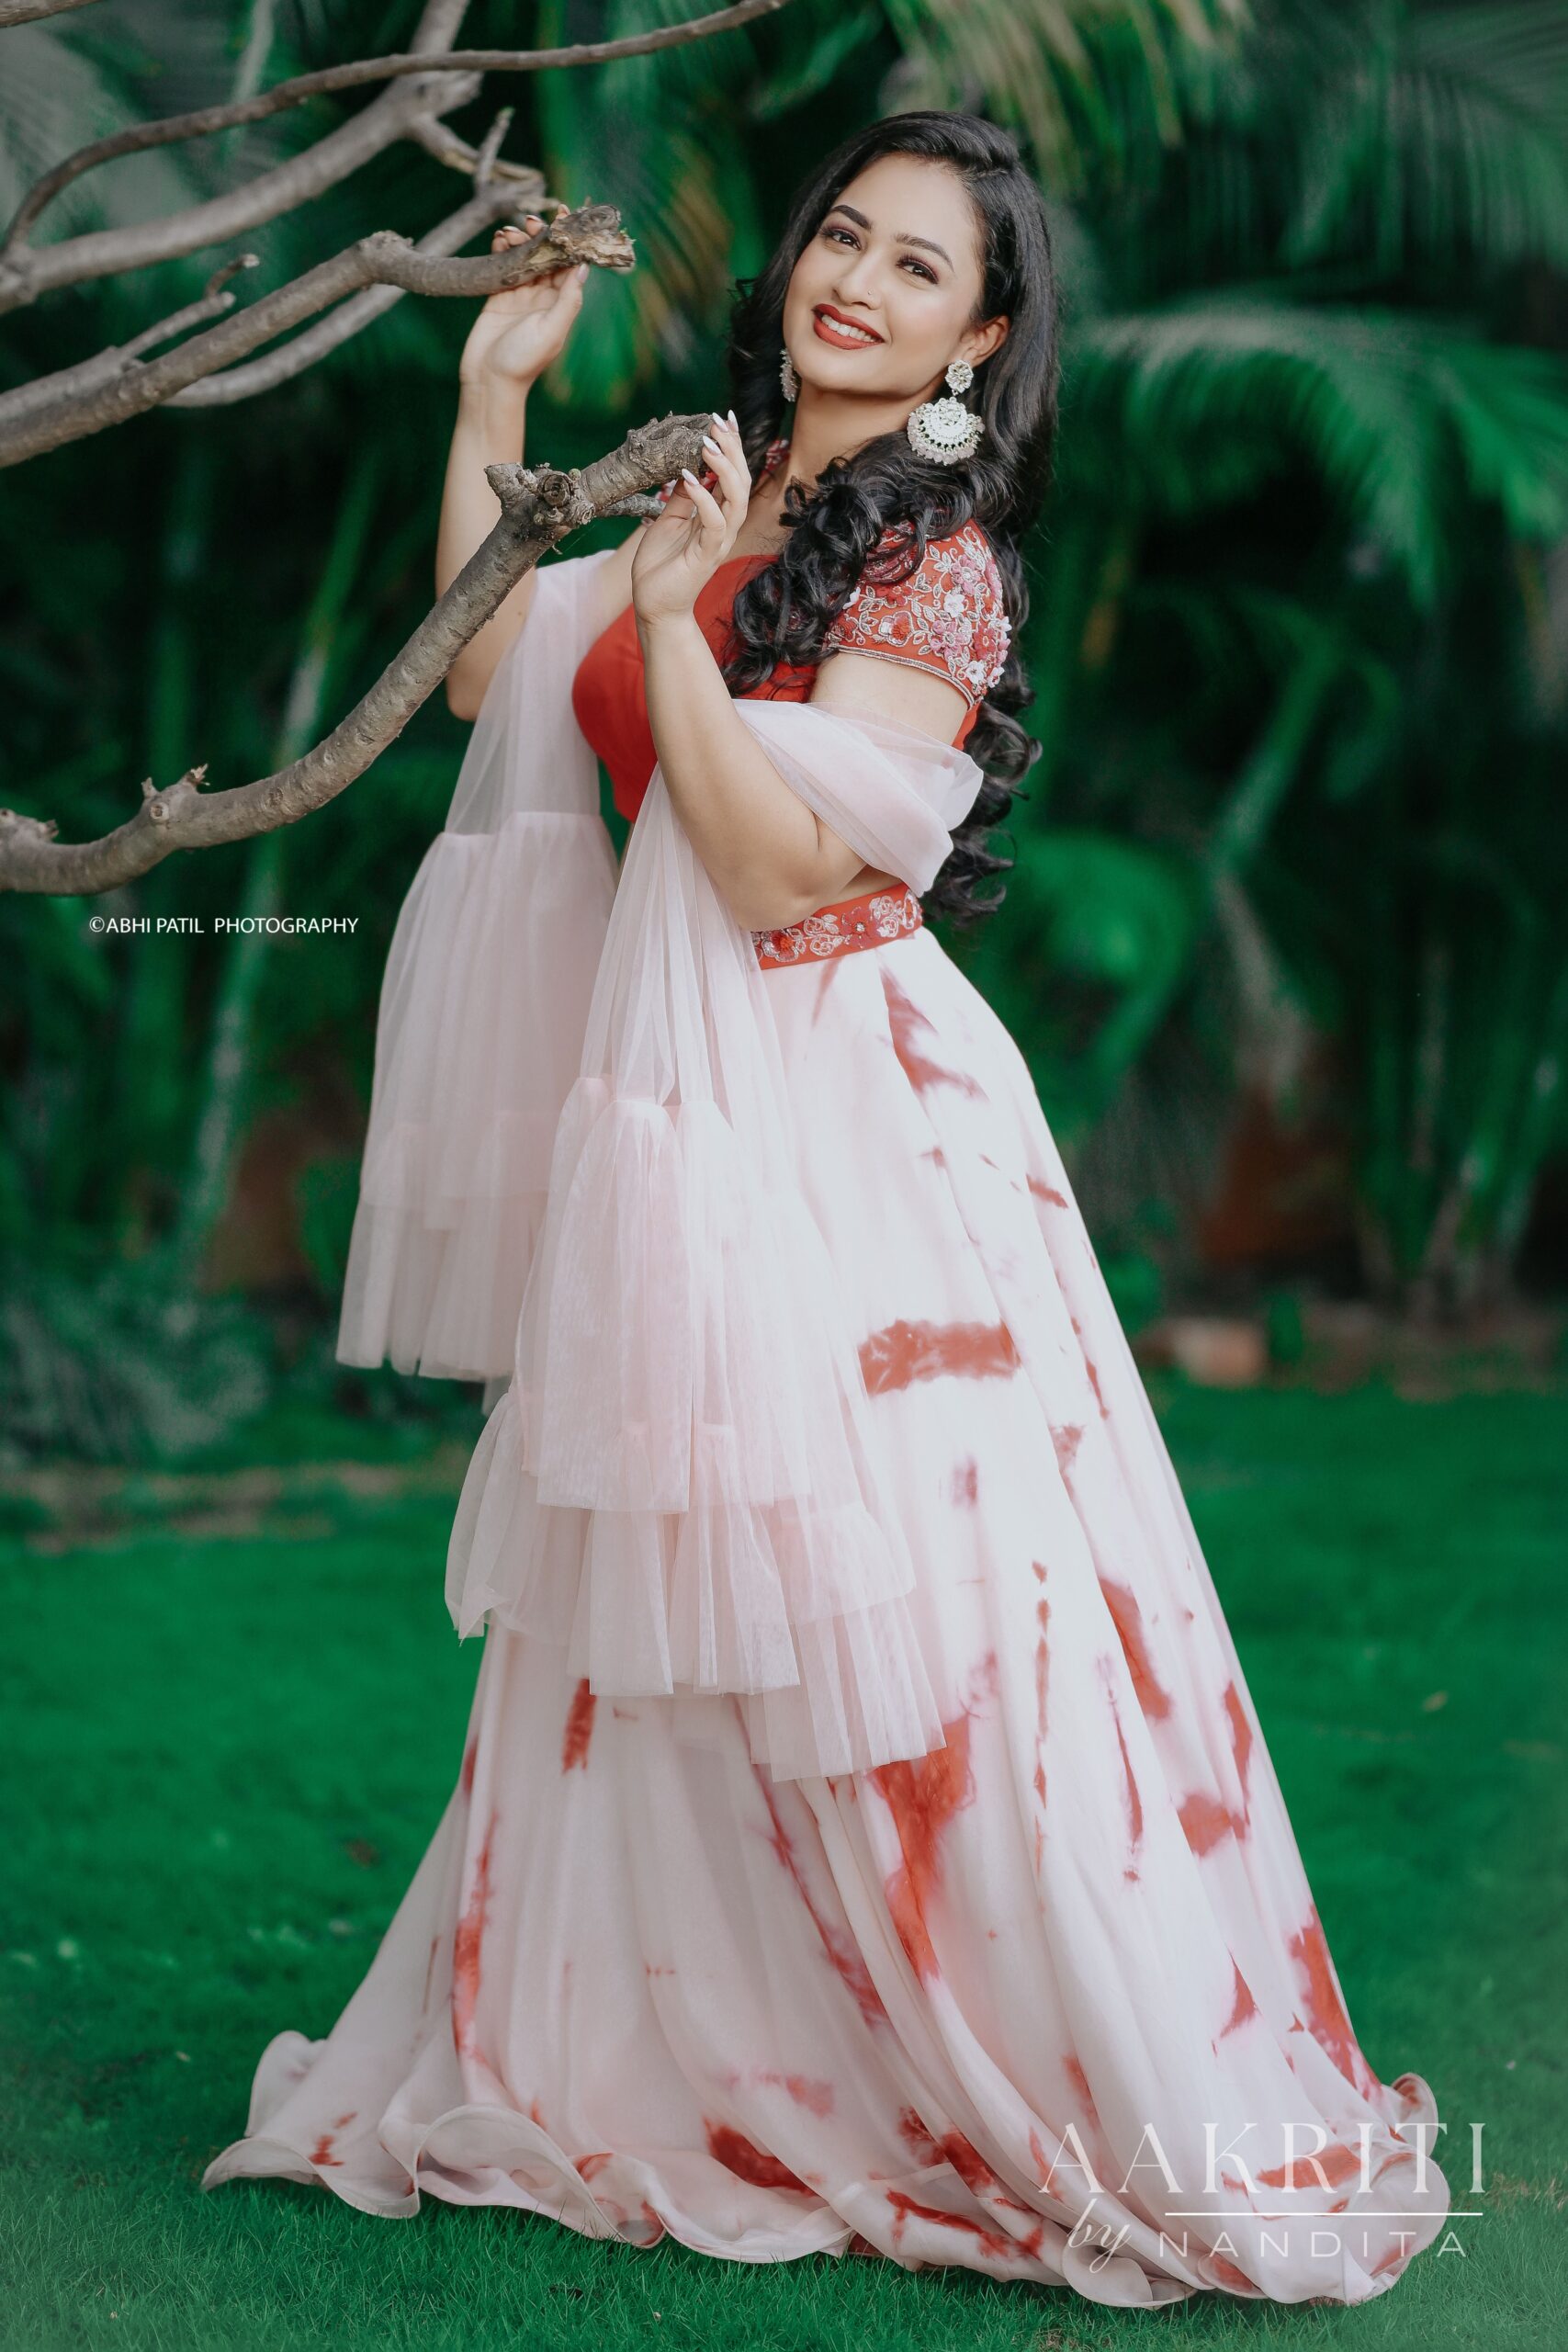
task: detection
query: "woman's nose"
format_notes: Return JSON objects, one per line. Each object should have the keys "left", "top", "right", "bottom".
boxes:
{"left": 830, "top": 248, "right": 881, "bottom": 309}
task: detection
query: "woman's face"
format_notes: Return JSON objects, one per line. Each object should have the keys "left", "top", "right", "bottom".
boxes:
{"left": 781, "top": 153, "right": 1009, "bottom": 408}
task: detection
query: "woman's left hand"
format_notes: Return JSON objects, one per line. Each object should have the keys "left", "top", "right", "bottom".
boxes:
{"left": 631, "top": 411, "right": 750, "bottom": 628}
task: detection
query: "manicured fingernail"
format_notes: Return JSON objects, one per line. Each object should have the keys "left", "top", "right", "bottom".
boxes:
{"left": 701, "top": 435, "right": 720, "bottom": 453}
{"left": 681, "top": 469, "right": 700, "bottom": 483}
{"left": 574, "top": 263, "right": 588, "bottom": 281}
{"left": 728, "top": 409, "right": 739, "bottom": 428}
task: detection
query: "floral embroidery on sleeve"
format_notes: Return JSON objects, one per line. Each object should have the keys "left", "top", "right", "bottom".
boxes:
{"left": 826, "top": 524, "right": 1010, "bottom": 704}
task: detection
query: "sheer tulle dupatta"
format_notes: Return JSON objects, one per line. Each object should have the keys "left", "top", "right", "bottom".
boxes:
{"left": 337, "top": 551, "right": 621, "bottom": 1383}
{"left": 448, "top": 696, "right": 985, "bottom": 1780}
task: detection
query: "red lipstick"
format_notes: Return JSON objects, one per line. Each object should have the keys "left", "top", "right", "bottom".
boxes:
{"left": 812, "top": 303, "right": 885, "bottom": 350}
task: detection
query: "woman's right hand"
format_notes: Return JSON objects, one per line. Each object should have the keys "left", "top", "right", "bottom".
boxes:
{"left": 458, "top": 216, "right": 589, "bottom": 392}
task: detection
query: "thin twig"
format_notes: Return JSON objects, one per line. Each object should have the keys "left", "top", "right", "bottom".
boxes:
{"left": 0, "top": 413, "right": 707, "bottom": 897}
{"left": 403, "top": 112, "right": 551, "bottom": 194}
{"left": 119, "top": 257, "right": 261, "bottom": 365}
{"left": 468, "top": 105, "right": 515, "bottom": 187}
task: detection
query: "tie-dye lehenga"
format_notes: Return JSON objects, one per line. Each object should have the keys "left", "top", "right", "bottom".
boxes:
{"left": 200, "top": 532, "right": 1451, "bottom": 2309}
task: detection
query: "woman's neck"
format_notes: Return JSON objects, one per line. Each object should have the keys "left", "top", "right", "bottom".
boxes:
{"left": 784, "top": 383, "right": 911, "bottom": 484}
{"left": 731, "top": 384, "right": 909, "bottom": 558}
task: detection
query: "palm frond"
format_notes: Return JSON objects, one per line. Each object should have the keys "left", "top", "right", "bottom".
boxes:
{"left": 535, "top": 0, "right": 764, "bottom": 408}
{"left": 1426, "top": 337, "right": 1568, "bottom": 541}
{"left": 1286, "top": 0, "right": 1568, "bottom": 271}
{"left": 959, "top": 825, "right": 1203, "bottom": 1129}
{"left": 745, "top": 0, "right": 884, "bottom": 119}
{"left": 1065, "top": 297, "right": 1568, "bottom": 597}
{"left": 0, "top": 17, "right": 210, "bottom": 248}
{"left": 882, "top": 0, "right": 1241, "bottom": 195}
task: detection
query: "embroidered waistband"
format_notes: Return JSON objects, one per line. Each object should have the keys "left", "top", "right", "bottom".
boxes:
{"left": 752, "top": 883, "right": 924, "bottom": 970}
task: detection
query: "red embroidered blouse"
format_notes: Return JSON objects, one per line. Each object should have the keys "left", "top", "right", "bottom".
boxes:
{"left": 570, "top": 458, "right": 1010, "bottom": 826}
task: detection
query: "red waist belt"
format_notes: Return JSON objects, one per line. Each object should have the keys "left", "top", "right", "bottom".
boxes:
{"left": 752, "top": 882, "right": 923, "bottom": 970}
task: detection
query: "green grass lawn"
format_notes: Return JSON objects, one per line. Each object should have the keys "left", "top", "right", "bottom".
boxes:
{"left": 2, "top": 1381, "right": 1564, "bottom": 2352}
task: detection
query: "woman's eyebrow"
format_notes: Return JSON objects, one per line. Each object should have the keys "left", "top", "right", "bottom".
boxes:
{"left": 826, "top": 202, "right": 952, "bottom": 269}
{"left": 897, "top": 233, "right": 952, "bottom": 266}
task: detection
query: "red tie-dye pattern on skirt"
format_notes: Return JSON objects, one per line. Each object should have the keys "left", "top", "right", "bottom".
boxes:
{"left": 202, "top": 924, "right": 1450, "bottom": 2309}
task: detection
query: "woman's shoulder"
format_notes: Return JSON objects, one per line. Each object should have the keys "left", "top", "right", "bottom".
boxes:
{"left": 827, "top": 519, "right": 1010, "bottom": 704}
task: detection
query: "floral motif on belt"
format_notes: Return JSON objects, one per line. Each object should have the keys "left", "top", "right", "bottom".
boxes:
{"left": 752, "top": 884, "right": 923, "bottom": 968}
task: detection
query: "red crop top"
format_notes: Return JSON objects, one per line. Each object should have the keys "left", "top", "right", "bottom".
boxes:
{"left": 570, "top": 471, "right": 1010, "bottom": 825}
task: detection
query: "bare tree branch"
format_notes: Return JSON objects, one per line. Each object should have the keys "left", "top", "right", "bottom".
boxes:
{"left": 0, "top": 1, "right": 782, "bottom": 894}
{"left": 0, "top": 413, "right": 708, "bottom": 898}
{"left": 0, "top": 61, "right": 481, "bottom": 313}
{"left": 0, "top": 253, "right": 258, "bottom": 435}
{"left": 164, "top": 104, "right": 552, "bottom": 413}
{"left": 468, "top": 103, "right": 511, "bottom": 178}
{"left": 0, "top": 0, "right": 475, "bottom": 308}
{"left": 0, "top": 204, "right": 632, "bottom": 465}
{"left": 165, "top": 176, "right": 542, "bottom": 409}
{"left": 0, "top": 0, "right": 102, "bottom": 23}
{"left": 0, "top": 0, "right": 791, "bottom": 297}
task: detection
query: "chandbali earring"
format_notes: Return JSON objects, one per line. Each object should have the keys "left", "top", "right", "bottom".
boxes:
{"left": 907, "top": 356, "right": 984, "bottom": 464}
{"left": 779, "top": 345, "right": 800, "bottom": 403}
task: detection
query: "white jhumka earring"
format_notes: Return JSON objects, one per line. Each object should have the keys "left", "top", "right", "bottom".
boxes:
{"left": 779, "top": 345, "right": 800, "bottom": 402}
{"left": 907, "top": 357, "right": 984, "bottom": 464}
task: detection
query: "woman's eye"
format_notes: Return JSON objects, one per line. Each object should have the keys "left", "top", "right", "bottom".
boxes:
{"left": 901, "top": 257, "right": 938, "bottom": 283}
{"left": 825, "top": 226, "right": 856, "bottom": 247}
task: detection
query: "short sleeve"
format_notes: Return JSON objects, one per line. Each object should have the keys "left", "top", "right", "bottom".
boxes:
{"left": 825, "top": 523, "right": 1010, "bottom": 705}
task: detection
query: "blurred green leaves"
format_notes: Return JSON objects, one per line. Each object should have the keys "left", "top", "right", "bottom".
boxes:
{"left": 959, "top": 829, "right": 1203, "bottom": 1137}
{"left": 1284, "top": 0, "right": 1568, "bottom": 273}
{"left": 534, "top": 0, "right": 773, "bottom": 409}
{"left": 1066, "top": 303, "right": 1568, "bottom": 605}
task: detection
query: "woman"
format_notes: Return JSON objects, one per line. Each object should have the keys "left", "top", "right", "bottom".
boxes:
{"left": 202, "top": 115, "right": 1450, "bottom": 2309}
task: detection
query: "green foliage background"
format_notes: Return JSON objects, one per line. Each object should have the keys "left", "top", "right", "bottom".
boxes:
{"left": 3, "top": 0, "right": 1567, "bottom": 1462}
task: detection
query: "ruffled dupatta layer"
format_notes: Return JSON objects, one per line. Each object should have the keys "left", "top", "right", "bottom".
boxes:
{"left": 446, "top": 690, "right": 987, "bottom": 1781}
{"left": 336, "top": 552, "right": 621, "bottom": 1383}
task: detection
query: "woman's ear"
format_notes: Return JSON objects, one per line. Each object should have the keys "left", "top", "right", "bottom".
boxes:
{"left": 960, "top": 315, "right": 1010, "bottom": 371}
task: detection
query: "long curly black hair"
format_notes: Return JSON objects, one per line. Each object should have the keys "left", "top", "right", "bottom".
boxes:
{"left": 723, "top": 111, "right": 1059, "bottom": 926}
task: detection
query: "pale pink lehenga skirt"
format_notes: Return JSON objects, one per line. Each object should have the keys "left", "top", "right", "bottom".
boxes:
{"left": 201, "top": 904, "right": 1451, "bottom": 2310}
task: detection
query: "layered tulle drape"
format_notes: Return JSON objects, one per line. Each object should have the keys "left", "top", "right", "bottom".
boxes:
{"left": 336, "top": 551, "right": 621, "bottom": 1383}
{"left": 338, "top": 544, "right": 1012, "bottom": 1777}
{"left": 451, "top": 699, "right": 996, "bottom": 1782}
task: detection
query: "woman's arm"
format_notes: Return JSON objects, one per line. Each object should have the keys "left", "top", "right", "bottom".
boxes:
{"left": 640, "top": 610, "right": 847, "bottom": 928}
{"left": 637, "top": 419, "right": 966, "bottom": 929}
{"left": 441, "top": 219, "right": 640, "bottom": 720}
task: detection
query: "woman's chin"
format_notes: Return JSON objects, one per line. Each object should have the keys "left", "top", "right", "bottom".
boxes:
{"left": 795, "top": 364, "right": 904, "bottom": 404}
